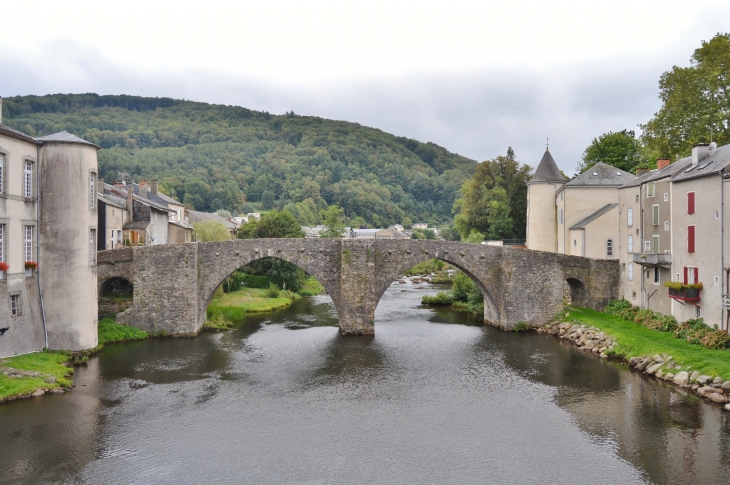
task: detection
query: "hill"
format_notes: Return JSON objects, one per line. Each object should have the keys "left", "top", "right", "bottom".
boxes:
{"left": 3, "top": 94, "right": 477, "bottom": 226}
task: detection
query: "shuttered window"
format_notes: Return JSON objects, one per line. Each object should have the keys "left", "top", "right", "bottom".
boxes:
{"left": 684, "top": 267, "right": 698, "bottom": 284}
{"left": 688, "top": 191, "right": 695, "bottom": 214}
{"left": 687, "top": 225, "right": 695, "bottom": 253}
{"left": 652, "top": 205, "right": 659, "bottom": 225}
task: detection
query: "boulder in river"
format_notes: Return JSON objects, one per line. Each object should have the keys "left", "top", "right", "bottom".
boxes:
{"left": 674, "top": 371, "right": 690, "bottom": 387}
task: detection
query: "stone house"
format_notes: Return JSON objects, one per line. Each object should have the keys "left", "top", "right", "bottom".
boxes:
{"left": 0, "top": 98, "right": 100, "bottom": 356}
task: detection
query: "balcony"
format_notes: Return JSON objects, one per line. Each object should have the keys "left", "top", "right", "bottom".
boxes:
{"left": 668, "top": 287, "right": 701, "bottom": 302}
{"left": 633, "top": 252, "right": 671, "bottom": 267}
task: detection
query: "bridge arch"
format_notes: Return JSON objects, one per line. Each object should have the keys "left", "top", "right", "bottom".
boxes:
{"left": 372, "top": 253, "right": 501, "bottom": 325}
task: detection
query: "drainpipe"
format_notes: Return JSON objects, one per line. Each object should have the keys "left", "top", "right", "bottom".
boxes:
{"left": 722, "top": 175, "right": 726, "bottom": 331}
{"left": 36, "top": 143, "right": 48, "bottom": 349}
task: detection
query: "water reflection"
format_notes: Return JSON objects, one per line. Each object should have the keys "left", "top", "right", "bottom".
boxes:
{"left": 0, "top": 280, "right": 728, "bottom": 484}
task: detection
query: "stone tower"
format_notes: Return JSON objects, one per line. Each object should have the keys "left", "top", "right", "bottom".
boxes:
{"left": 37, "top": 132, "right": 100, "bottom": 351}
{"left": 526, "top": 148, "right": 567, "bottom": 252}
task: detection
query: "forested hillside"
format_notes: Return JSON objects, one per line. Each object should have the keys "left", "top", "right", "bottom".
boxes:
{"left": 3, "top": 94, "right": 477, "bottom": 226}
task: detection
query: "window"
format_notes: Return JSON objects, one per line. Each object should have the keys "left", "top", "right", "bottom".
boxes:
{"left": 10, "top": 294, "right": 21, "bottom": 317}
{"left": 647, "top": 182, "right": 655, "bottom": 197}
{"left": 696, "top": 306, "right": 701, "bottom": 319}
{"left": 152, "top": 234, "right": 157, "bottom": 245}
{"left": 684, "top": 266, "right": 698, "bottom": 284}
{"left": 664, "top": 221, "right": 670, "bottom": 231}
{"left": 628, "top": 235, "right": 633, "bottom": 252}
{"left": 0, "top": 154, "right": 3, "bottom": 194}
{"left": 688, "top": 191, "right": 695, "bottom": 214}
{"left": 628, "top": 263, "right": 634, "bottom": 281}
{"left": 154, "top": 212, "right": 158, "bottom": 223}
{"left": 89, "top": 229, "right": 96, "bottom": 264}
{"left": 715, "top": 211, "right": 720, "bottom": 219}
{"left": 645, "top": 240, "right": 651, "bottom": 252}
{"left": 664, "top": 193, "right": 669, "bottom": 201}
{"left": 676, "top": 273, "right": 680, "bottom": 282}
{"left": 627, "top": 208, "right": 633, "bottom": 227}
{"left": 652, "top": 204, "right": 659, "bottom": 225}
{"left": 558, "top": 209, "right": 563, "bottom": 224}
{"left": 653, "top": 235, "right": 660, "bottom": 253}
{"left": 573, "top": 239, "right": 577, "bottom": 247}
{"left": 607, "top": 239, "right": 613, "bottom": 256}
{"left": 24, "top": 226, "right": 32, "bottom": 262}
{"left": 23, "top": 161, "right": 32, "bottom": 198}
{"left": 89, "top": 172, "right": 96, "bottom": 209}
{"left": 635, "top": 194, "right": 639, "bottom": 202}
{"left": 715, "top": 276, "right": 720, "bottom": 286}
{"left": 117, "top": 231, "right": 122, "bottom": 243}
{"left": 687, "top": 225, "right": 695, "bottom": 253}
{"left": 654, "top": 267, "right": 660, "bottom": 284}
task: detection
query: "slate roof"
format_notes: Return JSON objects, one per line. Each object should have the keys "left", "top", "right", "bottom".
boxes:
{"left": 566, "top": 162, "right": 635, "bottom": 187}
{"left": 620, "top": 168, "right": 658, "bottom": 188}
{"left": 671, "top": 144, "right": 730, "bottom": 183}
{"left": 154, "top": 191, "right": 183, "bottom": 205}
{"left": 0, "top": 123, "right": 39, "bottom": 144}
{"left": 123, "top": 221, "right": 150, "bottom": 230}
{"left": 98, "top": 192, "right": 127, "bottom": 210}
{"left": 530, "top": 149, "right": 567, "bottom": 184}
{"left": 569, "top": 203, "right": 618, "bottom": 229}
{"left": 35, "top": 131, "right": 100, "bottom": 149}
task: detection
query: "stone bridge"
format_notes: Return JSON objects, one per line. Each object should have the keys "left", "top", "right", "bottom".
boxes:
{"left": 97, "top": 239, "right": 619, "bottom": 335}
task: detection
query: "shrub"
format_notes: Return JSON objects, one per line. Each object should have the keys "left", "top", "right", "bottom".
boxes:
{"left": 422, "top": 292, "right": 454, "bottom": 305}
{"left": 604, "top": 299, "right": 676, "bottom": 331}
{"left": 513, "top": 322, "right": 530, "bottom": 332}
{"left": 265, "top": 283, "right": 281, "bottom": 298}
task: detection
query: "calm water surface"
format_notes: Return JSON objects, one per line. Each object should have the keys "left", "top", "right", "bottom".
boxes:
{"left": 2, "top": 280, "right": 730, "bottom": 484}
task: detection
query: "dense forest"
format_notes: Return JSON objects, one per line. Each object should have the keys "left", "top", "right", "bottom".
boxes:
{"left": 3, "top": 94, "right": 478, "bottom": 227}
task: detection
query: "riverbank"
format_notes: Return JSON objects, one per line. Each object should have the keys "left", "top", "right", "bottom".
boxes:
{"left": 0, "top": 317, "right": 150, "bottom": 403}
{"left": 540, "top": 306, "right": 730, "bottom": 410}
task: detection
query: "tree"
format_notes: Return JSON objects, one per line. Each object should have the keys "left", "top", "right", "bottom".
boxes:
{"left": 242, "top": 258, "right": 308, "bottom": 292}
{"left": 452, "top": 148, "right": 530, "bottom": 240}
{"left": 577, "top": 130, "right": 646, "bottom": 173}
{"left": 261, "top": 190, "right": 275, "bottom": 210}
{"left": 250, "top": 210, "right": 304, "bottom": 239}
{"left": 402, "top": 216, "right": 413, "bottom": 229}
{"left": 319, "top": 205, "right": 346, "bottom": 238}
{"left": 465, "top": 231, "right": 485, "bottom": 243}
{"left": 192, "top": 220, "right": 231, "bottom": 241}
{"left": 641, "top": 33, "right": 730, "bottom": 159}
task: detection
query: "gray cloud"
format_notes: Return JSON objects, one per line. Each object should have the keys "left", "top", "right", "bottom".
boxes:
{"left": 1, "top": 40, "right": 669, "bottom": 174}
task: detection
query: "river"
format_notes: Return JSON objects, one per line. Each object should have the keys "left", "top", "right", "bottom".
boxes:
{"left": 1, "top": 280, "right": 730, "bottom": 484}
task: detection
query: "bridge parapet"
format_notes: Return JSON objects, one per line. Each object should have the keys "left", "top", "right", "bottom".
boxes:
{"left": 97, "top": 240, "right": 620, "bottom": 336}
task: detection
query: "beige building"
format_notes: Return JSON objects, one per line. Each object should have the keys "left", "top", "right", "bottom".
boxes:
{"left": 556, "top": 162, "right": 634, "bottom": 259}
{"left": 526, "top": 149, "right": 567, "bottom": 252}
{"left": 98, "top": 185, "right": 129, "bottom": 250}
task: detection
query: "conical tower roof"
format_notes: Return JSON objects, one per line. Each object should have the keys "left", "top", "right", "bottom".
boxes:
{"left": 530, "top": 148, "right": 566, "bottom": 183}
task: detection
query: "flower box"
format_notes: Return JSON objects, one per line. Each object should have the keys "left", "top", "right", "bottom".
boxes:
{"left": 25, "top": 261, "right": 38, "bottom": 277}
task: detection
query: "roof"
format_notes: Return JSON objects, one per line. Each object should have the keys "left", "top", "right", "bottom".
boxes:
{"left": 645, "top": 157, "right": 693, "bottom": 182}
{"left": 187, "top": 210, "right": 237, "bottom": 229}
{"left": 0, "top": 123, "right": 39, "bottom": 145}
{"left": 620, "top": 168, "right": 657, "bottom": 188}
{"left": 154, "top": 191, "right": 184, "bottom": 205}
{"left": 98, "top": 192, "right": 127, "bottom": 210}
{"left": 671, "top": 144, "right": 730, "bottom": 183}
{"left": 169, "top": 220, "right": 194, "bottom": 230}
{"left": 35, "top": 131, "right": 100, "bottom": 149}
{"left": 570, "top": 203, "right": 618, "bottom": 229}
{"left": 566, "top": 162, "right": 635, "bottom": 187}
{"left": 530, "top": 149, "right": 567, "bottom": 184}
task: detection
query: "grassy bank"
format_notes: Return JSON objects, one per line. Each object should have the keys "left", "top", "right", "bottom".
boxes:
{"left": 0, "top": 351, "right": 74, "bottom": 401}
{"left": 569, "top": 307, "right": 730, "bottom": 378}
{"left": 205, "top": 287, "right": 297, "bottom": 330}
{"left": 98, "top": 316, "right": 148, "bottom": 345}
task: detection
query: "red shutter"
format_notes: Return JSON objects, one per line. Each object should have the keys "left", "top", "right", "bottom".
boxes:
{"left": 694, "top": 268, "right": 699, "bottom": 284}
{"left": 688, "top": 225, "right": 695, "bottom": 253}
{"left": 684, "top": 267, "right": 688, "bottom": 284}
{"left": 688, "top": 192, "right": 695, "bottom": 214}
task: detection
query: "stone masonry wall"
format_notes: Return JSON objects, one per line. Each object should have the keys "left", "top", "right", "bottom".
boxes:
{"left": 97, "top": 240, "right": 620, "bottom": 336}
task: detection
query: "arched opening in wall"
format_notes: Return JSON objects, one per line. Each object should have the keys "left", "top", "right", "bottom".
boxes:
{"left": 565, "top": 278, "right": 588, "bottom": 307}
{"left": 204, "top": 256, "right": 337, "bottom": 331}
{"left": 374, "top": 258, "right": 499, "bottom": 327}
{"left": 99, "top": 277, "right": 134, "bottom": 318}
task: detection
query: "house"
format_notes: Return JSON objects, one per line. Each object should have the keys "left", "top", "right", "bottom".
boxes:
{"left": 104, "top": 180, "right": 177, "bottom": 246}
{"left": 0, "top": 96, "right": 100, "bottom": 356}
{"left": 348, "top": 228, "right": 398, "bottom": 239}
{"left": 97, "top": 184, "right": 129, "bottom": 250}
{"left": 386, "top": 226, "right": 410, "bottom": 239}
{"left": 412, "top": 223, "right": 428, "bottom": 229}
{"left": 247, "top": 212, "right": 261, "bottom": 221}
{"left": 186, "top": 210, "right": 238, "bottom": 238}
{"left": 526, "top": 148, "right": 567, "bottom": 252}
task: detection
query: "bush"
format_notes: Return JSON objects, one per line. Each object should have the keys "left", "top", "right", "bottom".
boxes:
{"left": 675, "top": 318, "right": 730, "bottom": 349}
{"left": 422, "top": 292, "right": 454, "bottom": 305}
{"left": 604, "top": 299, "right": 676, "bottom": 332}
{"left": 265, "top": 283, "right": 280, "bottom": 298}
{"left": 238, "top": 273, "right": 272, "bottom": 289}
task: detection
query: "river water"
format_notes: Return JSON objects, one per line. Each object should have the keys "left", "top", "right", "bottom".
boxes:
{"left": 2, "top": 280, "right": 730, "bottom": 484}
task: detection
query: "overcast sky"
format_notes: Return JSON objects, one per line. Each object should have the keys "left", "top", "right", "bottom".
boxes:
{"left": 2, "top": 0, "right": 729, "bottom": 174}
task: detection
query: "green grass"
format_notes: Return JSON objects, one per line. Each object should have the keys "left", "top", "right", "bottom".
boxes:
{"left": 570, "top": 307, "right": 730, "bottom": 378}
{"left": 0, "top": 351, "right": 73, "bottom": 400}
{"left": 403, "top": 259, "right": 448, "bottom": 276}
{"left": 205, "top": 287, "right": 297, "bottom": 330}
{"left": 97, "top": 316, "right": 149, "bottom": 346}
{"left": 298, "top": 277, "right": 325, "bottom": 296}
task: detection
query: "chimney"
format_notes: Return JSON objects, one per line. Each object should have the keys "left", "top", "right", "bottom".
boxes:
{"left": 139, "top": 180, "right": 148, "bottom": 198}
{"left": 127, "top": 185, "right": 134, "bottom": 221}
{"left": 113, "top": 180, "right": 124, "bottom": 189}
{"left": 636, "top": 168, "right": 650, "bottom": 177}
{"left": 657, "top": 158, "right": 671, "bottom": 170}
{"left": 692, "top": 143, "right": 711, "bottom": 165}
{"left": 150, "top": 179, "right": 158, "bottom": 196}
